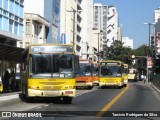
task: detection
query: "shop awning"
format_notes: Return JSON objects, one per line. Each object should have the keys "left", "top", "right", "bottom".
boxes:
{"left": 0, "top": 43, "right": 25, "bottom": 63}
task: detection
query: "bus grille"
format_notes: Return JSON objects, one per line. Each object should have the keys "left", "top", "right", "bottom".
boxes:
{"left": 43, "top": 86, "right": 62, "bottom": 90}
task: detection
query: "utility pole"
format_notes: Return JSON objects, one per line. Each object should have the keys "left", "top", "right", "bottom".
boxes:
{"left": 67, "top": 9, "right": 82, "bottom": 52}
{"left": 144, "top": 22, "right": 155, "bottom": 83}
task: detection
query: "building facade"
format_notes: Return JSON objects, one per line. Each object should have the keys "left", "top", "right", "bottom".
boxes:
{"left": 0, "top": 0, "right": 24, "bottom": 47}
{"left": 107, "top": 6, "right": 118, "bottom": 47}
{"left": 80, "top": 0, "right": 93, "bottom": 59}
{"left": 0, "top": 0, "right": 24, "bottom": 82}
{"left": 93, "top": 3, "right": 107, "bottom": 52}
{"left": 93, "top": 3, "right": 119, "bottom": 54}
{"left": 60, "top": 0, "right": 82, "bottom": 55}
{"left": 154, "top": 8, "right": 160, "bottom": 55}
{"left": 24, "top": 0, "right": 60, "bottom": 47}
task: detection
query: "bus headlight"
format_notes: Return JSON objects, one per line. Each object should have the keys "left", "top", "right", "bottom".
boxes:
{"left": 65, "top": 86, "right": 73, "bottom": 89}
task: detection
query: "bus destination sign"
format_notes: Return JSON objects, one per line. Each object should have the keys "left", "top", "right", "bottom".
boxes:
{"left": 100, "top": 62, "right": 120, "bottom": 66}
{"left": 30, "top": 46, "right": 73, "bottom": 53}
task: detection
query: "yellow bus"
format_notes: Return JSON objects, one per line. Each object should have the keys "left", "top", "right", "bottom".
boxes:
{"left": 99, "top": 60, "right": 125, "bottom": 89}
{"left": 20, "top": 44, "right": 79, "bottom": 103}
{"left": 128, "top": 68, "right": 137, "bottom": 81}
{"left": 123, "top": 64, "right": 128, "bottom": 87}
{"left": 0, "top": 78, "right": 2, "bottom": 92}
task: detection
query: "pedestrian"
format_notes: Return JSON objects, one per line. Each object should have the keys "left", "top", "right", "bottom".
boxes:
{"left": 2, "top": 70, "right": 10, "bottom": 93}
{"left": 143, "top": 75, "right": 146, "bottom": 83}
{"left": 11, "top": 70, "right": 16, "bottom": 91}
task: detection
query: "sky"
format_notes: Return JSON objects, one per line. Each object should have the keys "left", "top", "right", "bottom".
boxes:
{"left": 94, "top": 0, "right": 160, "bottom": 49}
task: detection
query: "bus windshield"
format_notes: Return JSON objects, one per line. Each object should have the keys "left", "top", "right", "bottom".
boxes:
{"left": 30, "top": 54, "right": 73, "bottom": 78}
{"left": 100, "top": 65, "right": 121, "bottom": 77}
{"left": 78, "top": 65, "right": 92, "bottom": 76}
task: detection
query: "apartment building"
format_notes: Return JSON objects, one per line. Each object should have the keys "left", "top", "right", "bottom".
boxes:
{"left": 60, "top": 0, "right": 82, "bottom": 55}
{"left": 107, "top": 6, "right": 118, "bottom": 47}
{"left": 93, "top": 3, "right": 107, "bottom": 52}
{"left": 154, "top": 7, "right": 160, "bottom": 55}
{"left": 24, "top": 0, "right": 60, "bottom": 47}
{"left": 80, "top": 0, "right": 93, "bottom": 59}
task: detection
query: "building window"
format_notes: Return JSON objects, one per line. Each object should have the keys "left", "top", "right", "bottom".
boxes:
{"left": 19, "top": 23, "right": 23, "bottom": 36}
{"left": 4, "top": 10, "right": 8, "bottom": 17}
{"left": 15, "top": 2, "right": 19, "bottom": 16}
{"left": 19, "top": 4, "right": 23, "bottom": 17}
{"left": 19, "top": 18, "right": 23, "bottom": 23}
{"left": 4, "top": 0, "right": 9, "bottom": 11}
{"left": 0, "top": 0, "right": 2, "bottom": 7}
{"left": 9, "top": 19, "right": 13, "bottom": 32}
{"left": 15, "top": 15, "right": 18, "bottom": 21}
{"left": 26, "top": 22, "right": 30, "bottom": 34}
{"left": 9, "top": 13, "right": 14, "bottom": 19}
{"left": 20, "top": 0, "right": 24, "bottom": 4}
{"left": 3, "top": 17, "right": 9, "bottom": 31}
{"left": 0, "top": 8, "right": 2, "bottom": 14}
{"left": 0, "top": 15, "right": 2, "bottom": 29}
{"left": 9, "top": 0, "right": 14, "bottom": 12}
{"left": 14, "top": 22, "right": 18, "bottom": 34}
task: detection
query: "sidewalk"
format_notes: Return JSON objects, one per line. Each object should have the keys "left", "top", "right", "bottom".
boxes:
{"left": 150, "top": 82, "right": 160, "bottom": 94}
{"left": 0, "top": 91, "right": 20, "bottom": 97}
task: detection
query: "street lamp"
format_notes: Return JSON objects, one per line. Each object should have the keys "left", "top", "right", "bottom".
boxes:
{"left": 143, "top": 22, "right": 155, "bottom": 49}
{"left": 144, "top": 22, "right": 155, "bottom": 83}
{"left": 66, "top": 9, "right": 82, "bottom": 52}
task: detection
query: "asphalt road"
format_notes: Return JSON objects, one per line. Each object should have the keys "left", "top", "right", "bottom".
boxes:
{"left": 0, "top": 82, "right": 160, "bottom": 120}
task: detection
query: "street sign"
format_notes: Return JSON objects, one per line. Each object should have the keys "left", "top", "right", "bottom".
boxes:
{"left": 147, "top": 57, "right": 153, "bottom": 68}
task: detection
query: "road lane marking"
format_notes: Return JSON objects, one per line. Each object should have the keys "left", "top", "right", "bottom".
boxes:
{"left": 96, "top": 85, "right": 129, "bottom": 117}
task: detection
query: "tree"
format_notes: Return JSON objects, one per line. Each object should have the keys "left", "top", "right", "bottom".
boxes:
{"left": 131, "top": 44, "right": 149, "bottom": 73}
{"left": 105, "top": 40, "right": 132, "bottom": 64}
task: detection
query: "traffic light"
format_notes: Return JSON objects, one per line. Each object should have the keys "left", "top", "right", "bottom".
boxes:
{"left": 128, "top": 53, "right": 131, "bottom": 60}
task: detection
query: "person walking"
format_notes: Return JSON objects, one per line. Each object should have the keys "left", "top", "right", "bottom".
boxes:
{"left": 143, "top": 74, "right": 146, "bottom": 83}
{"left": 2, "top": 70, "right": 10, "bottom": 93}
{"left": 11, "top": 71, "right": 16, "bottom": 91}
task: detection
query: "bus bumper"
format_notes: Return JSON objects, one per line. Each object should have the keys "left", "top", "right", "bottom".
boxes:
{"left": 124, "top": 79, "right": 128, "bottom": 85}
{"left": 27, "top": 89, "right": 75, "bottom": 97}
{"left": 99, "top": 82, "right": 123, "bottom": 87}
{"left": 93, "top": 80, "right": 99, "bottom": 85}
{"left": 76, "top": 82, "right": 93, "bottom": 87}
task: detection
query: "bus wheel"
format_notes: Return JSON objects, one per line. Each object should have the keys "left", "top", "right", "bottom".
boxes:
{"left": 117, "top": 86, "right": 122, "bottom": 89}
{"left": 124, "top": 84, "right": 127, "bottom": 87}
{"left": 53, "top": 97, "right": 62, "bottom": 104}
{"left": 63, "top": 97, "right": 73, "bottom": 104}
{"left": 88, "top": 86, "right": 93, "bottom": 89}
{"left": 19, "top": 93, "right": 26, "bottom": 101}
{"left": 25, "top": 97, "right": 34, "bottom": 103}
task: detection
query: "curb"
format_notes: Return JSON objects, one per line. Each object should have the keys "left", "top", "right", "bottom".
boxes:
{"left": 150, "top": 83, "right": 160, "bottom": 94}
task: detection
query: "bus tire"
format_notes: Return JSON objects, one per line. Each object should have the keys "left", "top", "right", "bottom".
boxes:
{"left": 117, "top": 86, "right": 122, "bottom": 89}
{"left": 88, "top": 86, "right": 93, "bottom": 89}
{"left": 124, "top": 84, "right": 127, "bottom": 87}
{"left": 19, "top": 93, "right": 26, "bottom": 101}
{"left": 63, "top": 97, "right": 73, "bottom": 104}
{"left": 25, "top": 97, "right": 34, "bottom": 103}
